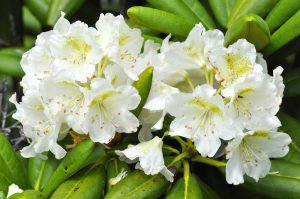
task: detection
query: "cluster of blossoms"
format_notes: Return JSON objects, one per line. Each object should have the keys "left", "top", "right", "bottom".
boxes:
{"left": 11, "top": 12, "right": 291, "bottom": 185}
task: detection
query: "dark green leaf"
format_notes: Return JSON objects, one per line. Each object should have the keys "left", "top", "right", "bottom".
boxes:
{"left": 105, "top": 170, "right": 170, "bottom": 199}
{"left": 50, "top": 165, "right": 106, "bottom": 199}
{"left": 28, "top": 154, "right": 59, "bottom": 191}
{"left": 42, "top": 140, "right": 95, "bottom": 198}
{"left": 81, "top": 145, "right": 106, "bottom": 169}
{"left": 23, "top": 6, "right": 41, "bottom": 33}
{"left": 47, "top": 0, "right": 86, "bottom": 26}
{"left": 225, "top": 14, "right": 270, "bottom": 50}
{"left": 166, "top": 174, "right": 204, "bottom": 199}
{"left": 242, "top": 160, "right": 300, "bottom": 199}
{"left": 0, "top": 48, "right": 25, "bottom": 78}
{"left": 127, "top": 6, "right": 195, "bottom": 37}
{"left": 265, "top": 0, "right": 300, "bottom": 33}
{"left": 132, "top": 67, "right": 153, "bottom": 117}
{"left": 263, "top": 10, "right": 300, "bottom": 56}
{"left": 208, "top": 0, "right": 235, "bottom": 28}
{"left": 0, "top": 133, "right": 27, "bottom": 193}
{"left": 283, "top": 68, "right": 300, "bottom": 97}
{"left": 228, "top": 0, "right": 279, "bottom": 27}
{"left": 278, "top": 113, "right": 300, "bottom": 164}
{"left": 24, "top": 0, "right": 49, "bottom": 24}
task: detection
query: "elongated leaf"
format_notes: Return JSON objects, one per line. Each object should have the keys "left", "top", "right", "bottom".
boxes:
{"left": 47, "top": 0, "right": 85, "bottom": 26}
{"left": 0, "top": 133, "right": 27, "bottom": 193}
{"left": 105, "top": 170, "right": 170, "bottom": 199}
{"left": 225, "top": 14, "right": 270, "bottom": 50}
{"left": 8, "top": 190, "right": 45, "bottom": 199}
{"left": 147, "top": 0, "right": 199, "bottom": 23}
{"left": 208, "top": 0, "right": 235, "bottom": 28}
{"left": 127, "top": 6, "right": 195, "bottom": 37}
{"left": 243, "top": 160, "right": 300, "bottom": 199}
{"left": 148, "top": 0, "right": 216, "bottom": 29}
{"left": 182, "top": 0, "right": 216, "bottom": 30}
{"left": 278, "top": 113, "right": 300, "bottom": 164}
{"left": 50, "top": 165, "right": 106, "bottom": 199}
{"left": 266, "top": 0, "right": 300, "bottom": 33}
{"left": 24, "top": 0, "right": 49, "bottom": 24}
{"left": 28, "top": 154, "right": 59, "bottom": 191}
{"left": 263, "top": 10, "right": 300, "bottom": 56}
{"left": 228, "top": 0, "right": 279, "bottom": 26}
{"left": 0, "top": 48, "right": 25, "bottom": 77}
{"left": 166, "top": 174, "right": 204, "bottom": 199}
{"left": 132, "top": 67, "right": 153, "bottom": 117}
{"left": 23, "top": 6, "right": 41, "bottom": 33}
{"left": 197, "top": 178, "right": 221, "bottom": 199}
{"left": 81, "top": 145, "right": 106, "bottom": 168}
{"left": 106, "top": 158, "right": 131, "bottom": 191}
{"left": 42, "top": 140, "right": 95, "bottom": 198}
{"left": 283, "top": 68, "right": 300, "bottom": 97}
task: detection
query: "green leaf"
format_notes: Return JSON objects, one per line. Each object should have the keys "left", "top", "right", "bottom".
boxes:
{"left": 208, "top": 0, "right": 235, "bottom": 28}
{"left": 127, "top": 6, "right": 195, "bottom": 37}
{"left": 0, "top": 133, "right": 27, "bottom": 193}
{"left": 147, "top": 0, "right": 216, "bottom": 29}
{"left": 132, "top": 67, "right": 153, "bottom": 117}
{"left": 197, "top": 178, "right": 221, "bottom": 199}
{"left": 263, "top": 10, "right": 300, "bottom": 56}
{"left": 0, "top": 192, "right": 5, "bottom": 199}
{"left": 24, "top": 0, "right": 49, "bottom": 24}
{"left": 50, "top": 165, "right": 106, "bottom": 199}
{"left": 105, "top": 170, "right": 170, "bottom": 199}
{"left": 265, "top": 0, "right": 300, "bottom": 33}
{"left": 106, "top": 158, "right": 131, "bottom": 191}
{"left": 47, "top": 0, "right": 86, "bottom": 26}
{"left": 0, "top": 48, "right": 25, "bottom": 78}
{"left": 278, "top": 113, "right": 300, "bottom": 164}
{"left": 142, "top": 34, "right": 163, "bottom": 44}
{"left": 242, "top": 160, "right": 300, "bottom": 199}
{"left": 228, "top": 0, "right": 279, "bottom": 27}
{"left": 28, "top": 154, "right": 60, "bottom": 191}
{"left": 225, "top": 14, "right": 271, "bottom": 50}
{"left": 147, "top": 0, "right": 200, "bottom": 24}
{"left": 283, "top": 68, "right": 300, "bottom": 97}
{"left": 23, "top": 6, "right": 41, "bottom": 33}
{"left": 166, "top": 174, "right": 204, "bottom": 199}
{"left": 81, "top": 145, "right": 106, "bottom": 169}
{"left": 42, "top": 140, "right": 95, "bottom": 198}
{"left": 8, "top": 190, "right": 45, "bottom": 199}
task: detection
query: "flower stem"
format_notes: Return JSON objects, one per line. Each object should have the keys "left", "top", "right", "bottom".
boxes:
{"left": 183, "top": 160, "right": 190, "bottom": 198}
{"left": 192, "top": 155, "right": 226, "bottom": 167}
{"left": 172, "top": 136, "right": 188, "bottom": 151}
{"left": 168, "top": 151, "right": 189, "bottom": 167}
{"left": 163, "top": 145, "right": 180, "bottom": 155}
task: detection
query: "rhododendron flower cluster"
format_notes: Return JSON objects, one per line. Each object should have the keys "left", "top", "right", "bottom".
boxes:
{"left": 11, "top": 12, "right": 291, "bottom": 185}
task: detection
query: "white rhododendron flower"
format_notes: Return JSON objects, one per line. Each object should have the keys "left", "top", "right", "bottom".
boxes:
{"left": 226, "top": 128, "right": 291, "bottom": 185}
{"left": 116, "top": 136, "right": 174, "bottom": 182}
{"left": 164, "top": 23, "right": 224, "bottom": 71}
{"left": 10, "top": 11, "right": 291, "bottom": 185}
{"left": 222, "top": 73, "right": 281, "bottom": 129}
{"left": 82, "top": 78, "right": 140, "bottom": 143}
{"left": 166, "top": 84, "right": 237, "bottom": 157}
{"left": 210, "top": 39, "right": 263, "bottom": 87}
{"left": 10, "top": 92, "right": 66, "bottom": 159}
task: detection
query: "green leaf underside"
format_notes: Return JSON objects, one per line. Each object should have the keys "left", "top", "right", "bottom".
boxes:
{"left": 225, "top": 14, "right": 270, "bottom": 50}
